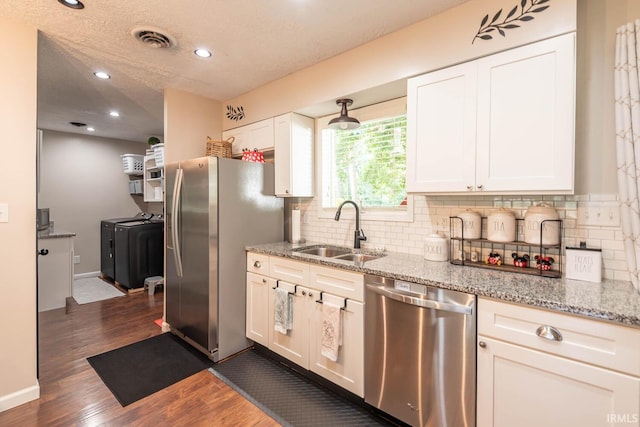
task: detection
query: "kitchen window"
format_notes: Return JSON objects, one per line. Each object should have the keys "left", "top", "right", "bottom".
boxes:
{"left": 318, "top": 97, "right": 413, "bottom": 221}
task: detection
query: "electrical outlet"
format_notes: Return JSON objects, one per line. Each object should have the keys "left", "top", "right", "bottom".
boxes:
{"left": 73, "top": 255, "right": 80, "bottom": 264}
{"left": 576, "top": 203, "right": 620, "bottom": 227}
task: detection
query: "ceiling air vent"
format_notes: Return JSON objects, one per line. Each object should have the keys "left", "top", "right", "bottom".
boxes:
{"left": 131, "top": 27, "right": 177, "bottom": 49}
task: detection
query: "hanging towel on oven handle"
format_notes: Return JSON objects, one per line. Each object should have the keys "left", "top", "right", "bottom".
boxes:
{"left": 274, "top": 286, "right": 292, "bottom": 335}
{"left": 321, "top": 301, "right": 343, "bottom": 362}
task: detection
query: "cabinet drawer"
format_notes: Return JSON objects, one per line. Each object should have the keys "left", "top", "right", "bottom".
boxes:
{"left": 247, "top": 252, "right": 270, "bottom": 275}
{"left": 478, "top": 298, "right": 640, "bottom": 376}
{"left": 309, "top": 265, "right": 364, "bottom": 302}
{"left": 269, "top": 256, "right": 310, "bottom": 285}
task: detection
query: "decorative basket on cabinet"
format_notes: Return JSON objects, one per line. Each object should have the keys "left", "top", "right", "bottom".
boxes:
{"left": 205, "top": 136, "right": 234, "bottom": 158}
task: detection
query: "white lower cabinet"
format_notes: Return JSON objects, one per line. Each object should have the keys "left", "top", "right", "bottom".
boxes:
{"left": 38, "top": 236, "right": 74, "bottom": 312}
{"left": 268, "top": 281, "right": 313, "bottom": 369}
{"left": 246, "top": 252, "right": 365, "bottom": 397}
{"left": 245, "top": 271, "right": 274, "bottom": 347}
{"left": 309, "top": 295, "right": 364, "bottom": 397}
{"left": 477, "top": 298, "right": 640, "bottom": 427}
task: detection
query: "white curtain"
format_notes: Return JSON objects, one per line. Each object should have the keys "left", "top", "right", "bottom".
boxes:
{"left": 615, "top": 19, "right": 640, "bottom": 293}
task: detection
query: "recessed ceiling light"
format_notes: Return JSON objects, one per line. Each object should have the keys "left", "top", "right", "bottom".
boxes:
{"left": 109, "top": 111, "right": 120, "bottom": 117}
{"left": 86, "top": 127, "right": 95, "bottom": 132}
{"left": 58, "top": 0, "right": 84, "bottom": 9}
{"left": 94, "top": 71, "right": 111, "bottom": 80}
{"left": 194, "top": 48, "right": 212, "bottom": 58}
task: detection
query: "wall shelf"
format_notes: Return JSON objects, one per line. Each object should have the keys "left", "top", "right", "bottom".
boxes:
{"left": 143, "top": 155, "right": 164, "bottom": 203}
{"left": 449, "top": 216, "right": 563, "bottom": 278}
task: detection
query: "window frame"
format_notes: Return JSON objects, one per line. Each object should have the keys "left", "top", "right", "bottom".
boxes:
{"left": 315, "top": 97, "right": 414, "bottom": 223}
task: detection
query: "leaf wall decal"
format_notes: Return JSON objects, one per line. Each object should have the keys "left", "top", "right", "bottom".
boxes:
{"left": 472, "top": 0, "right": 552, "bottom": 44}
{"left": 225, "top": 105, "right": 246, "bottom": 122}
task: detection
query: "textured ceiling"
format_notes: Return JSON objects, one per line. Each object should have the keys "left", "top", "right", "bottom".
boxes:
{"left": 1, "top": 0, "right": 470, "bottom": 143}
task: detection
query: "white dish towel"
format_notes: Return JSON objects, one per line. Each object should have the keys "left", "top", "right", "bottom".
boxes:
{"left": 321, "top": 302, "right": 343, "bottom": 362}
{"left": 274, "top": 287, "right": 293, "bottom": 335}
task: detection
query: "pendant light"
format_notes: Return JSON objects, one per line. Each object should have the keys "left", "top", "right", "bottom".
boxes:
{"left": 328, "top": 99, "right": 360, "bottom": 130}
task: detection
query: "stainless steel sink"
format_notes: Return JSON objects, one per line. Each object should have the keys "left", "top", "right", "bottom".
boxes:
{"left": 333, "top": 253, "right": 382, "bottom": 263}
{"left": 293, "top": 245, "right": 384, "bottom": 264}
{"left": 294, "top": 246, "right": 352, "bottom": 258}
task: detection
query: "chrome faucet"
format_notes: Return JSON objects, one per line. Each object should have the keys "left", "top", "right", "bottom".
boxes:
{"left": 334, "top": 200, "right": 367, "bottom": 249}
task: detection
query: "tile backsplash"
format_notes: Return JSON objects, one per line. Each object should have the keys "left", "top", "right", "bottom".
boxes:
{"left": 298, "top": 193, "right": 628, "bottom": 282}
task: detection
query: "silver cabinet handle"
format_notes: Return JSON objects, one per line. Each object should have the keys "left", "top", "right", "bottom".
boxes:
{"left": 308, "top": 292, "right": 313, "bottom": 298}
{"left": 253, "top": 260, "right": 261, "bottom": 268}
{"left": 536, "top": 325, "right": 563, "bottom": 342}
{"left": 262, "top": 278, "right": 266, "bottom": 284}
{"left": 301, "top": 290, "right": 307, "bottom": 296}
{"left": 477, "top": 184, "right": 484, "bottom": 190}
{"left": 478, "top": 341, "right": 487, "bottom": 349}
{"left": 467, "top": 185, "right": 473, "bottom": 190}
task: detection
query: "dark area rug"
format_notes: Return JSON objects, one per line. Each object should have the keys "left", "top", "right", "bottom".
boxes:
{"left": 210, "top": 349, "right": 397, "bottom": 427}
{"left": 87, "top": 332, "right": 212, "bottom": 406}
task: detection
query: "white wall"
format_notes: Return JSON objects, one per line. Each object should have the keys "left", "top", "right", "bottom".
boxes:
{"left": 221, "top": 0, "right": 640, "bottom": 284}
{"left": 575, "top": 0, "right": 640, "bottom": 194}
{"left": 164, "top": 88, "right": 222, "bottom": 164}
{"left": 0, "top": 17, "right": 39, "bottom": 411}
{"left": 38, "top": 130, "right": 151, "bottom": 275}
{"left": 222, "top": 0, "right": 577, "bottom": 128}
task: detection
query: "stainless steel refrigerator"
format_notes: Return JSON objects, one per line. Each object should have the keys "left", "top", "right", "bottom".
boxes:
{"left": 165, "top": 156, "right": 283, "bottom": 361}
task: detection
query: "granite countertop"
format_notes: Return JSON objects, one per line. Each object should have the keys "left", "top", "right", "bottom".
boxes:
{"left": 246, "top": 241, "right": 640, "bottom": 328}
{"left": 37, "top": 228, "right": 76, "bottom": 239}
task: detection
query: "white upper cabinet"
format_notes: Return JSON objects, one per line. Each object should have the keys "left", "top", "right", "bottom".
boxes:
{"left": 407, "top": 33, "right": 576, "bottom": 194}
{"left": 406, "top": 61, "right": 477, "bottom": 193}
{"left": 223, "top": 117, "right": 275, "bottom": 156}
{"left": 274, "top": 112, "right": 314, "bottom": 197}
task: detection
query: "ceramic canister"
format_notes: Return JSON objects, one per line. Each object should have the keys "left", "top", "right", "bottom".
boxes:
{"left": 524, "top": 204, "right": 560, "bottom": 245}
{"left": 454, "top": 209, "right": 482, "bottom": 239}
{"left": 424, "top": 233, "right": 449, "bottom": 262}
{"left": 487, "top": 208, "right": 516, "bottom": 242}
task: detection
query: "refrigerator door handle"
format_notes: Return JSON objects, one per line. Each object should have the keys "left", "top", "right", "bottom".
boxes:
{"left": 172, "top": 167, "right": 184, "bottom": 277}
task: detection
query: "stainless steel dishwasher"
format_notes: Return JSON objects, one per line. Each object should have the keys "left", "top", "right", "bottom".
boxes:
{"left": 364, "top": 275, "right": 476, "bottom": 427}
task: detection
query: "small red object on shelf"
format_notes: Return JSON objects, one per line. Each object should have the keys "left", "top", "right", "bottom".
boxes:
{"left": 242, "top": 148, "right": 265, "bottom": 163}
{"left": 485, "top": 252, "right": 502, "bottom": 266}
{"left": 535, "top": 255, "right": 554, "bottom": 271}
{"left": 512, "top": 253, "right": 529, "bottom": 268}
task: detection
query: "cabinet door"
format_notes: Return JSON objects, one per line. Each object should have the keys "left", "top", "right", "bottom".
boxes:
{"left": 477, "top": 336, "right": 640, "bottom": 427}
{"left": 268, "top": 282, "right": 311, "bottom": 369}
{"left": 225, "top": 118, "right": 275, "bottom": 156}
{"left": 309, "top": 295, "right": 364, "bottom": 397}
{"left": 274, "top": 113, "right": 314, "bottom": 197}
{"left": 222, "top": 126, "right": 248, "bottom": 156}
{"left": 246, "top": 272, "right": 274, "bottom": 347}
{"left": 475, "top": 33, "right": 575, "bottom": 193}
{"left": 38, "top": 237, "right": 74, "bottom": 311}
{"left": 406, "top": 61, "right": 477, "bottom": 193}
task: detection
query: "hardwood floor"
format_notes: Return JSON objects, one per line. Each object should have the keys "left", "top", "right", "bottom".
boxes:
{"left": 0, "top": 290, "right": 279, "bottom": 426}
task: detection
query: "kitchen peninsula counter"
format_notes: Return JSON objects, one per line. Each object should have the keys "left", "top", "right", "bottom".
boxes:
{"left": 246, "top": 241, "right": 640, "bottom": 328}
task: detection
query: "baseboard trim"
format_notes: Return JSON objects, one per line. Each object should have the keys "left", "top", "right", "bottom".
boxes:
{"left": 74, "top": 271, "right": 100, "bottom": 280}
{"left": 0, "top": 382, "right": 40, "bottom": 412}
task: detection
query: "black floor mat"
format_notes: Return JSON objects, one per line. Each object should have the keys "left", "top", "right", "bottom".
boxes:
{"left": 210, "top": 349, "right": 396, "bottom": 427}
{"left": 87, "top": 333, "right": 212, "bottom": 406}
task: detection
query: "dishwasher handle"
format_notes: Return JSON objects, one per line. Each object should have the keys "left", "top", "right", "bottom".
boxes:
{"left": 366, "top": 284, "right": 473, "bottom": 315}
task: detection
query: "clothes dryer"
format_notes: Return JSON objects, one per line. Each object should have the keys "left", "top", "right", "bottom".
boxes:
{"left": 100, "top": 213, "right": 152, "bottom": 281}
{"left": 114, "top": 219, "right": 164, "bottom": 289}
